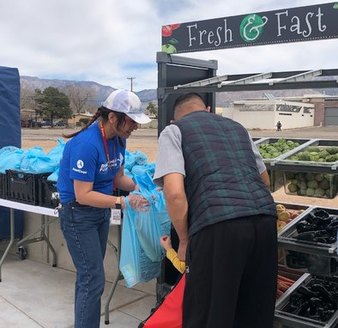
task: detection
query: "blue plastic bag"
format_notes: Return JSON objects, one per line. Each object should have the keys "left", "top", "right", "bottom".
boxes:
{"left": 132, "top": 188, "right": 171, "bottom": 262}
{"left": 135, "top": 202, "right": 164, "bottom": 262}
{"left": 0, "top": 147, "right": 24, "bottom": 173}
{"left": 47, "top": 138, "right": 65, "bottom": 164}
{"left": 20, "top": 147, "right": 57, "bottom": 173}
{"left": 119, "top": 198, "right": 162, "bottom": 288}
{"left": 47, "top": 168, "right": 59, "bottom": 182}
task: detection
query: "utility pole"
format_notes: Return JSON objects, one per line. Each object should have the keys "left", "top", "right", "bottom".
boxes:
{"left": 127, "top": 77, "right": 135, "bottom": 92}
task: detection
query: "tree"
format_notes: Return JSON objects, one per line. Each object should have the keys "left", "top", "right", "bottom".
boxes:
{"left": 34, "top": 87, "right": 72, "bottom": 127}
{"left": 146, "top": 102, "right": 158, "bottom": 118}
{"left": 63, "top": 85, "right": 95, "bottom": 113}
{"left": 20, "top": 87, "right": 35, "bottom": 109}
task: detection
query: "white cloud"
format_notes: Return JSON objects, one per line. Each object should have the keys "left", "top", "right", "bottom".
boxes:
{"left": 0, "top": 0, "right": 337, "bottom": 90}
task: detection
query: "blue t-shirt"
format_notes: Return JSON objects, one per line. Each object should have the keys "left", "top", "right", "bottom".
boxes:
{"left": 57, "top": 122, "right": 125, "bottom": 203}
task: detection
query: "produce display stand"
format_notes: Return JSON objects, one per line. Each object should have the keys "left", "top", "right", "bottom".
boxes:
{"left": 275, "top": 139, "right": 338, "bottom": 171}
{"left": 275, "top": 205, "right": 338, "bottom": 328}
{"left": 158, "top": 3, "right": 338, "bottom": 324}
{"left": 256, "top": 137, "right": 314, "bottom": 192}
{"left": 256, "top": 138, "right": 313, "bottom": 167}
{"left": 278, "top": 206, "right": 338, "bottom": 263}
{"left": 275, "top": 273, "right": 338, "bottom": 328}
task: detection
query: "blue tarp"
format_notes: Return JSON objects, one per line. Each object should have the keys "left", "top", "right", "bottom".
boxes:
{"left": 0, "top": 66, "right": 21, "bottom": 148}
{"left": 0, "top": 66, "right": 23, "bottom": 240}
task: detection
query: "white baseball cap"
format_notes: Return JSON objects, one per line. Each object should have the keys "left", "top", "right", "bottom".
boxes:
{"left": 102, "top": 89, "right": 151, "bottom": 124}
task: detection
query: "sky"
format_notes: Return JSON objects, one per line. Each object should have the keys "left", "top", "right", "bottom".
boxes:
{"left": 0, "top": 0, "right": 337, "bottom": 91}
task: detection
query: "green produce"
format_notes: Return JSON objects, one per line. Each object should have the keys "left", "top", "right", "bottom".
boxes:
{"left": 285, "top": 171, "right": 337, "bottom": 199}
{"left": 288, "top": 145, "right": 338, "bottom": 162}
{"left": 258, "top": 138, "right": 300, "bottom": 159}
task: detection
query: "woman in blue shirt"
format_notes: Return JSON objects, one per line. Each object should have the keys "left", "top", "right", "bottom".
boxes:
{"left": 57, "top": 89, "right": 150, "bottom": 328}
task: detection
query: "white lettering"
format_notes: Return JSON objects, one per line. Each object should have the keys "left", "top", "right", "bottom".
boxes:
{"left": 199, "top": 30, "right": 207, "bottom": 44}
{"left": 187, "top": 24, "right": 197, "bottom": 47}
{"left": 275, "top": 7, "right": 328, "bottom": 38}
{"left": 275, "top": 10, "right": 288, "bottom": 36}
{"left": 290, "top": 16, "right": 302, "bottom": 34}
{"left": 72, "top": 168, "right": 88, "bottom": 174}
{"left": 207, "top": 30, "right": 215, "bottom": 44}
{"left": 223, "top": 19, "right": 233, "bottom": 42}
{"left": 303, "top": 12, "right": 313, "bottom": 37}
{"left": 317, "top": 7, "right": 326, "bottom": 32}
{"left": 214, "top": 26, "right": 222, "bottom": 46}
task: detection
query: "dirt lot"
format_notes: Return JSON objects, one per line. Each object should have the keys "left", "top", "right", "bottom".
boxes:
{"left": 21, "top": 126, "right": 338, "bottom": 208}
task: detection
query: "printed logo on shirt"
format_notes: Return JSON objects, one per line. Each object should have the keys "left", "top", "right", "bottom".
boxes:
{"left": 72, "top": 159, "right": 87, "bottom": 174}
{"left": 99, "top": 153, "right": 124, "bottom": 172}
{"left": 77, "top": 160, "right": 84, "bottom": 169}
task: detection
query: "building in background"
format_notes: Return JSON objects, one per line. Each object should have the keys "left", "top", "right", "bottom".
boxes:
{"left": 221, "top": 94, "right": 338, "bottom": 129}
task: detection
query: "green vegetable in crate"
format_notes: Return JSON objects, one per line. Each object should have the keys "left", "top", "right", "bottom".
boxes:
{"left": 325, "top": 154, "right": 338, "bottom": 162}
{"left": 314, "top": 173, "right": 324, "bottom": 182}
{"left": 326, "top": 147, "right": 338, "bottom": 155}
{"left": 287, "top": 183, "right": 298, "bottom": 193}
{"left": 258, "top": 139, "right": 300, "bottom": 159}
{"left": 319, "top": 178, "right": 329, "bottom": 190}
{"left": 306, "top": 188, "right": 315, "bottom": 196}
{"left": 314, "top": 188, "right": 325, "bottom": 197}
{"left": 307, "top": 180, "right": 318, "bottom": 189}
{"left": 297, "top": 188, "right": 307, "bottom": 196}
{"left": 297, "top": 151, "right": 311, "bottom": 161}
{"left": 297, "top": 181, "right": 307, "bottom": 189}
{"left": 306, "top": 146, "right": 320, "bottom": 152}
{"left": 292, "top": 146, "right": 338, "bottom": 162}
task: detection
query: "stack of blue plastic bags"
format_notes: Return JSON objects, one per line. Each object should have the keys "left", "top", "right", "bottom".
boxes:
{"left": 0, "top": 138, "right": 65, "bottom": 180}
{"left": 0, "top": 140, "right": 171, "bottom": 287}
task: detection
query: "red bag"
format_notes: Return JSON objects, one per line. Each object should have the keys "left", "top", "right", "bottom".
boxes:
{"left": 139, "top": 274, "right": 185, "bottom": 328}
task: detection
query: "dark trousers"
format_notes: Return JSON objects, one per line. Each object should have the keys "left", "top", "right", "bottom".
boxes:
{"left": 183, "top": 215, "right": 277, "bottom": 328}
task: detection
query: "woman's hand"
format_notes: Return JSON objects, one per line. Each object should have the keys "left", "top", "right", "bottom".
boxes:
{"left": 122, "top": 194, "right": 149, "bottom": 210}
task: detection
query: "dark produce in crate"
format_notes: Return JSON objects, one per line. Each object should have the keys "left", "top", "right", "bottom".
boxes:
{"left": 280, "top": 207, "right": 338, "bottom": 275}
{"left": 296, "top": 209, "right": 337, "bottom": 244}
{"left": 281, "top": 275, "right": 338, "bottom": 323}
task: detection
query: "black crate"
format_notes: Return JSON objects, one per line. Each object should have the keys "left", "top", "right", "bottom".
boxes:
{"left": 0, "top": 173, "right": 7, "bottom": 199}
{"left": 38, "top": 176, "right": 59, "bottom": 208}
{"left": 6, "top": 170, "right": 49, "bottom": 205}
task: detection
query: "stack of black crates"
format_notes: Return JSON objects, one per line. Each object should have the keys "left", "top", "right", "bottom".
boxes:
{"left": 1, "top": 170, "right": 59, "bottom": 209}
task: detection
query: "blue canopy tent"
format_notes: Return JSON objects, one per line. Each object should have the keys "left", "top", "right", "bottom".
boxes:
{"left": 0, "top": 66, "right": 23, "bottom": 240}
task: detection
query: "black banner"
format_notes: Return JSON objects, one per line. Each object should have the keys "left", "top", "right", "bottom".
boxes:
{"left": 161, "top": 2, "right": 338, "bottom": 54}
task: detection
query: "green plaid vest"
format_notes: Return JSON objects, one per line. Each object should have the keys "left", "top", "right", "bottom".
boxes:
{"left": 174, "top": 111, "right": 276, "bottom": 236}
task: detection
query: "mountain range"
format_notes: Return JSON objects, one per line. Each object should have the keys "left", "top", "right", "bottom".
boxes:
{"left": 20, "top": 75, "right": 338, "bottom": 110}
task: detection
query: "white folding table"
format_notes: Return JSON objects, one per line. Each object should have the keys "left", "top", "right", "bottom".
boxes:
{"left": 0, "top": 198, "right": 58, "bottom": 281}
{"left": 0, "top": 197, "right": 122, "bottom": 325}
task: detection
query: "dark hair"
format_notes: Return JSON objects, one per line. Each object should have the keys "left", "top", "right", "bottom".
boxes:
{"left": 173, "top": 93, "right": 205, "bottom": 110}
{"left": 63, "top": 106, "right": 129, "bottom": 139}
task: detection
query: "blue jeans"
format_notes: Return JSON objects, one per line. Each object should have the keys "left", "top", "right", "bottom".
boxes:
{"left": 59, "top": 203, "right": 110, "bottom": 328}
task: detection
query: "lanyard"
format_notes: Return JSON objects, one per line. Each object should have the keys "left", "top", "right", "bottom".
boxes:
{"left": 99, "top": 121, "right": 115, "bottom": 168}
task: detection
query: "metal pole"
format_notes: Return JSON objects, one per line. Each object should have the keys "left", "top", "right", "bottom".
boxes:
{"left": 127, "top": 77, "right": 135, "bottom": 92}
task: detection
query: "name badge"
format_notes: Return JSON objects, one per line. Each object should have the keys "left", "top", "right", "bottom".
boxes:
{"left": 110, "top": 208, "right": 121, "bottom": 225}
